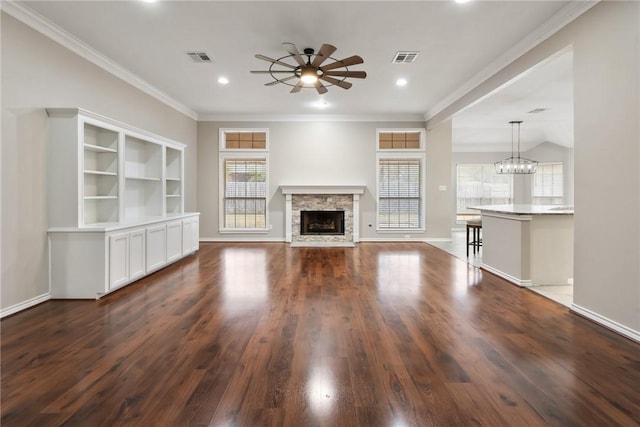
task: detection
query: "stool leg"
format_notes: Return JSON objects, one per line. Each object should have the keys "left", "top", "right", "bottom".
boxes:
{"left": 466, "top": 225, "right": 470, "bottom": 257}
{"left": 473, "top": 227, "right": 477, "bottom": 254}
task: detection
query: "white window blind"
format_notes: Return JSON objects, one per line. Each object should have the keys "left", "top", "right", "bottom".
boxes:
{"left": 378, "top": 159, "right": 421, "bottom": 229}
{"left": 456, "top": 164, "right": 513, "bottom": 221}
{"left": 224, "top": 159, "right": 267, "bottom": 229}
{"left": 533, "top": 163, "right": 563, "bottom": 205}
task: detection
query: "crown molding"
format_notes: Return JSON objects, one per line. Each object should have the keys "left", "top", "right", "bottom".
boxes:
{"left": 424, "top": 0, "right": 599, "bottom": 122}
{"left": 1, "top": 1, "right": 198, "bottom": 120}
{"left": 198, "top": 113, "right": 426, "bottom": 122}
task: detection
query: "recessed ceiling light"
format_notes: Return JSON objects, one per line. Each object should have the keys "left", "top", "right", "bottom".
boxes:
{"left": 396, "top": 78, "right": 408, "bottom": 87}
{"left": 218, "top": 77, "right": 229, "bottom": 85}
{"left": 455, "top": 0, "right": 471, "bottom": 3}
{"left": 142, "top": 0, "right": 157, "bottom": 3}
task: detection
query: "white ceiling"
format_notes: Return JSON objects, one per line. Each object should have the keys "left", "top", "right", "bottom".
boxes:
{"left": 14, "top": 0, "right": 584, "bottom": 149}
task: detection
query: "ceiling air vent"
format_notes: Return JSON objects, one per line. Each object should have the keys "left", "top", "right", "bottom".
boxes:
{"left": 187, "top": 51, "right": 213, "bottom": 63}
{"left": 392, "top": 51, "right": 419, "bottom": 64}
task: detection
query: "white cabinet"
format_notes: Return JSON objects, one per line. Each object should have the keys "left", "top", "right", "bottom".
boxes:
{"left": 182, "top": 216, "right": 199, "bottom": 256}
{"left": 129, "top": 228, "right": 146, "bottom": 281}
{"left": 166, "top": 221, "right": 183, "bottom": 263}
{"left": 49, "top": 214, "right": 198, "bottom": 299}
{"left": 109, "top": 232, "right": 129, "bottom": 290}
{"left": 146, "top": 224, "right": 167, "bottom": 272}
{"left": 47, "top": 108, "right": 199, "bottom": 299}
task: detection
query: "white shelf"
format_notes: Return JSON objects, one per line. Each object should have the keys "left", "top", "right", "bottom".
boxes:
{"left": 165, "top": 177, "right": 181, "bottom": 182}
{"left": 84, "top": 143, "right": 117, "bottom": 153}
{"left": 166, "top": 195, "right": 181, "bottom": 198}
{"left": 84, "top": 196, "right": 118, "bottom": 200}
{"left": 125, "top": 176, "right": 161, "bottom": 181}
{"left": 85, "top": 170, "right": 118, "bottom": 176}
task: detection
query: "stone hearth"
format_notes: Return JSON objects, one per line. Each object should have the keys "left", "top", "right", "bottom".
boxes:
{"left": 280, "top": 186, "right": 366, "bottom": 247}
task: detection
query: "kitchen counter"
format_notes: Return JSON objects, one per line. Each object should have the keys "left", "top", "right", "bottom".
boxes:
{"left": 470, "top": 205, "right": 574, "bottom": 287}
{"left": 469, "top": 204, "right": 574, "bottom": 215}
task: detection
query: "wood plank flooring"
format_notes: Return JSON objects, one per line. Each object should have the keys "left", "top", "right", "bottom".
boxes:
{"left": 2, "top": 242, "right": 640, "bottom": 426}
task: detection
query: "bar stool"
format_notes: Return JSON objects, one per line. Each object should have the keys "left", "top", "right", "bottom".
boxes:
{"left": 466, "top": 219, "right": 482, "bottom": 257}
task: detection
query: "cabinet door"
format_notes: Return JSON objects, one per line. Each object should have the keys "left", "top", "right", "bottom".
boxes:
{"left": 182, "top": 218, "right": 193, "bottom": 256}
{"left": 146, "top": 224, "right": 167, "bottom": 272}
{"left": 166, "top": 220, "right": 183, "bottom": 263}
{"left": 109, "top": 232, "right": 129, "bottom": 290}
{"left": 191, "top": 217, "right": 199, "bottom": 252}
{"left": 129, "top": 229, "right": 146, "bottom": 281}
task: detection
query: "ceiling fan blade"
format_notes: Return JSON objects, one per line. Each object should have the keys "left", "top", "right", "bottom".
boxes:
{"left": 324, "top": 70, "right": 367, "bottom": 79}
{"left": 251, "top": 70, "right": 296, "bottom": 74}
{"left": 282, "top": 42, "right": 306, "bottom": 67}
{"left": 314, "top": 80, "right": 328, "bottom": 95}
{"left": 319, "top": 75, "right": 353, "bottom": 89}
{"left": 255, "top": 54, "right": 296, "bottom": 70}
{"left": 265, "top": 75, "right": 298, "bottom": 86}
{"left": 290, "top": 79, "right": 304, "bottom": 93}
{"left": 311, "top": 44, "right": 337, "bottom": 67}
{"left": 320, "top": 55, "right": 364, "bottom": 71}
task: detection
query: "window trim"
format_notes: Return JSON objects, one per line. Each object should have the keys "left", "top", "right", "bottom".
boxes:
{"left": 219, "top": 128, "right": 269, "bottom": 152}
{"left": 376, "top": 152, "right": 426, "bottom": 233}
{"left": 218, "top": 152, "right": 269, "bottom": 233}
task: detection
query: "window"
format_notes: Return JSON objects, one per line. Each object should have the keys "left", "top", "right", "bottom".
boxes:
{"left": 378, "top": 158, "right": 423, "bottom": 230}
{"left": 376, "top": 129, "right": 425, "bottom": 231}
{"left": 223, "top": 159, "right": 267, "bottom": 229}
{"left": 219, "top": 129, "right": 269, "bottom": 232}
{"left": 533, "top": 163, "right": 563, "bottom": 205}
{"left": 456, "top": 164, "right": 513, "bottom": 222}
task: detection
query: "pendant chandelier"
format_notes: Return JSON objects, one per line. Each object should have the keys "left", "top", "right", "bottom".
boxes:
{"left": 494, "top": 120, "right": 538, "bottom": 174}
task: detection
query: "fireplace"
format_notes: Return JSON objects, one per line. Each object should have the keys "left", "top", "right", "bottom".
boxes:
{"left": 300, "top": 210, "right": 345, "bottom": 235}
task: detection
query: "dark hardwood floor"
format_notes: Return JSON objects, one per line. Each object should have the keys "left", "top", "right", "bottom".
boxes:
{"left": 2, "top": 242, "right": 640, "bottom": 426}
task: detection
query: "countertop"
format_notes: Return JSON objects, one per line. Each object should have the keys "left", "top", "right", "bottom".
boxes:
{"left": 469, "top": 204, "right": 574, "bottom": 215}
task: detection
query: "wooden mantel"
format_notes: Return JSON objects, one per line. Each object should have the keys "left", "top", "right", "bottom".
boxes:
{"left": 280, "top": 185, "right": 366, "bottom": 195}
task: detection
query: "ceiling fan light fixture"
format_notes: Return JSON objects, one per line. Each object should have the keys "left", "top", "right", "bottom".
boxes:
{"left": 300, "top": 68, "right": 319, "bottom": 84}
{"left": 252, "top": 43, "right": 366, "bottom": 94}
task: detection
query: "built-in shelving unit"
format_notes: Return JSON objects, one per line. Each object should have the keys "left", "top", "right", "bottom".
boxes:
{"left": 82, "top": 122, "right": 120, "bottom": 225}
{"left": 46, "top": 108, "right": 198, "bottom": 300}
{"left": 124, "top": 135, "right": 163, "bottom": 220}
{"left": 165, "top": 146, "right": 183, "bottom": 215}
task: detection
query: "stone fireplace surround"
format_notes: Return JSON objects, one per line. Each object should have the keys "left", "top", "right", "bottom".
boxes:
{"left": 280, "top": 186, "right": 366, "bottom": 247}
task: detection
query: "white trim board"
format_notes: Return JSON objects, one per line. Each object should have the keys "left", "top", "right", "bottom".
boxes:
{"left": 571, "top": 304, "right": 640, "bottom": 345}
{"left": 481, "top": 264, "right": 533, "bottom": 287}
{"left": 1, "top": 293, "right": 51, "bottom": 318}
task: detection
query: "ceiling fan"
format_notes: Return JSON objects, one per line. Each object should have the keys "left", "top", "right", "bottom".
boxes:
{"left": 251, "top": 42, "right": 367, "bottom": 94}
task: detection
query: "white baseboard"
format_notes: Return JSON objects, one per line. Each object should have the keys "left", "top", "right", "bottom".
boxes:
{"left": 571, "top": 303, "right": 640, "bottom": 344}
{"left": 1, "top": 292, "right": 51, "bottom": 318}
{"left": 480, "top": 264, "right": 532, "bottom": 287}
{"left": 359, "top": 237, "right": 429, "bottom": 243}
{"left": 200, "top": 237, "right": 285, "bottom": 243}
{"left": 425, "top": 238, "right": 453, "bottom": 243}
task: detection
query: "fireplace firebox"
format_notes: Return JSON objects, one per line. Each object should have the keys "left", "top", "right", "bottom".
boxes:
{"left": 300, "top": 210, "right": 345, "bottom": 235}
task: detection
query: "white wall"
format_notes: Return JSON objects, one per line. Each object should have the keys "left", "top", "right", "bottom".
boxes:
{"left": 1, "top": 13, "right": 197, "bottom": 312}
{"left": 197, "top": 120, "right": 452, "bottom": 242}
{"left": 430, "top": 2, "right": 640, "bottom": 340}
